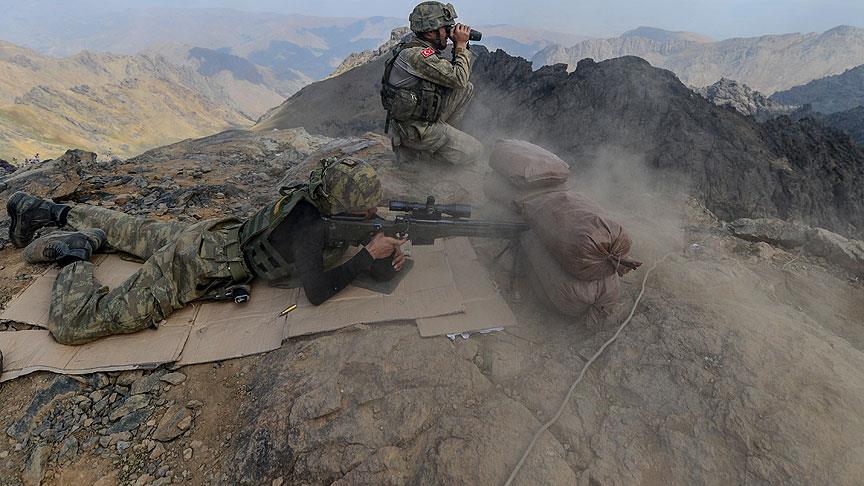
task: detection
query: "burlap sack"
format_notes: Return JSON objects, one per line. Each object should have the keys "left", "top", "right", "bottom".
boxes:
{"left": 489, "top": 139, "right": 570, "bottom": 188}
{"left": 482, "top": 173, "right": 561, "bottom": 209}
{"left": 518, "top": 190, "right": 642, "bottom": 280}
{"left": 521, "top": 231, "right": 620, "bottom": 319}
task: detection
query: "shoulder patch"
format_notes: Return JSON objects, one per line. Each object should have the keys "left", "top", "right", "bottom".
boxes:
{"left": 420, "top": 48, "right": 435, "bottom": 58}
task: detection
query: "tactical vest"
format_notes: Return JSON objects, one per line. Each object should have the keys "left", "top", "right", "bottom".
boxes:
{"left": 381, "top": 39, "right": 450, "bottom": 131}
{"left": 239, "top": 187, "right": 311, "bottom": 283}
{"left": 239, "top": 186, "right": 348, "bottom": 284}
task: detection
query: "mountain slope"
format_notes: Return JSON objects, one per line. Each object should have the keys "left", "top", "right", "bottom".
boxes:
{"left": 255, "top": 49, "right": 864, "bottom": 239}
{"left": 533, "top": 25, "right": 864, "bottom": 94}
{"left": 788, "top": 106, "right": 864, "bottom": 146}
{"left": 771, "top": 64, "right": 864, "bottom": 113}
{"left": 0, "top": 41, "right": 252, "bottom": 162}
{"left": 821, "top": 106, "right": 864, "bottom": 144}
{"left": 142, "top": 44, "right": 311, "bottom": 118}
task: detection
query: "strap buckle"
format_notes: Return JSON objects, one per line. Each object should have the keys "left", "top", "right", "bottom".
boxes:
{"left": 225, "top": 284, "right": 251, "bottom": 304}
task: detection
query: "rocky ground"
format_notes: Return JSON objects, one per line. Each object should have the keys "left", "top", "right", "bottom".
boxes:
{"left": 0, "top": 128, "right": 863, "bottom": 485}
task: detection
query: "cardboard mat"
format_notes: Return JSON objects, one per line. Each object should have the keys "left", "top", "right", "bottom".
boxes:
{"left": 0, "top": 238, "right": 517, "bottom": 381}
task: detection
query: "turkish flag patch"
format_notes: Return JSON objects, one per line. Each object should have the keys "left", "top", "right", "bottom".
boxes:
{"left": 421, "top": 48, "right": 435, "bottom": 58}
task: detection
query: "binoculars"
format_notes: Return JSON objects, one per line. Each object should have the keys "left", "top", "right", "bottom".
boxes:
{"left": 445, "top": 25, "right": 483, "bottom": 42}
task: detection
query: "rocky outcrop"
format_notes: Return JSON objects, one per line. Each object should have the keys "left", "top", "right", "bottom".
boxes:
{"left": 466, "top": 54, "right": 864, "bottom": 238}
{"left": 330, "top": 27, "right": 412, "bottom": 78}
{"left": 771, "top": 64, "right": 864, "bottom": 113}
{"left": 696, "top": 78, "right": 796, "bottom": 120}
{"left": 532, "top": 25, "right": 864, "bottom": 94}
{"left": 0, "top": 149, "right": 93, "bottom": 200}
{"left": 730, "top": 218, "right": 864, "bottom": 273}
{"left": 232, "top": 326, "right": 577, "bottom": 485}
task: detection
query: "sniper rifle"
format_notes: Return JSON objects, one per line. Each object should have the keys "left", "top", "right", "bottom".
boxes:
{"left": 323, "top": 196, "right": 527, "bottom": 247}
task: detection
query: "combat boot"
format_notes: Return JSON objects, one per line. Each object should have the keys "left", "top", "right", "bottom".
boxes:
{"left": 23, "top": 229, "right": 107, "bottom": 265}
{"left": 6, "top": 191, "right": 70, "bottom": 248}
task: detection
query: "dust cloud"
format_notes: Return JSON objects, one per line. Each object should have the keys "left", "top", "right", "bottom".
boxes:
{"left": 451, "top": 114, "right": 864, "bottom": 483}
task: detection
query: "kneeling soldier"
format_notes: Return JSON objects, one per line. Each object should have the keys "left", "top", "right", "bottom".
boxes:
{"left": 6, "top": 158, "right": 405, "bottom": 346}
{"left": 381, "top": 1, "right": 484, "bottom": 165}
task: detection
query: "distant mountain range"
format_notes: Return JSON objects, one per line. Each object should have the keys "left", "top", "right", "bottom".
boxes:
{"left": 0, "top": 5, "right": 583, "bottom": 84}
{"left": 0, "top": 6, "right": 585, "bottom": 163}
{"left": 0, "top": 41, "right": 251, "bottom": 162}
{"left": 533, "top": 25, "right": 864, "bottom": 94}
{"left": 768, "top": 64, "right": 864, "bottom": 146}
{"left": 771, "top": 64, "right": 864, "bottom": 113}
{"left": 0, "top": 6, "right": 403, "bottom": 82}
{"left": 692, "top": 66, "right": 864, "bottom": 147}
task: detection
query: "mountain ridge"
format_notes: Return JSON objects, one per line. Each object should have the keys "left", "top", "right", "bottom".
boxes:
{"left": 771, "top": 64, "right": 864, "bottom": 113}
{"left": 533, "top": 25, "right": 864, "bottom": 94}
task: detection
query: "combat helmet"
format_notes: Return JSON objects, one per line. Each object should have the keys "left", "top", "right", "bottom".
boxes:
{"left": 309, "top": 157, "right": 382, "bottom": 215}
{"left": 410, "top": 2, "right": 458, "bottom": 34}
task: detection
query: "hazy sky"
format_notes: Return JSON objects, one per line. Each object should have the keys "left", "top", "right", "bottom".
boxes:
{"left": 98, "top": 0, "right": 864, "bottom": 39}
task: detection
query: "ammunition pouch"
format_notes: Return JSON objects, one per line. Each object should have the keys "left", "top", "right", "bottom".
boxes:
{"left": 382, "top": 82, "right": 445, "bottom": 124}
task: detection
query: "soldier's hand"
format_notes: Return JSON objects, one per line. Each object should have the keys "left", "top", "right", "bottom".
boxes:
{"left": 392, "top": 246, "right": 407, "bottom": 271}
{"left": 450, "top": 24, "right": 471, "bottom": 47}
{"left": 365, "top": 233, "right": 403, "bottom": 260}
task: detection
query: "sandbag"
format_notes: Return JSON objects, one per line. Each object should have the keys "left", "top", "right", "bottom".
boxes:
{"left": 521, "top": 231, "right": 620, "bottom": 320}
{"left": 518, "top": 190, "right": 642, "bottom": 280}
{"left": 482, "top": 172, "right": 560, "bottom": 209}
{"left": 489, "top": 139, "right": 570, "bottom": 188}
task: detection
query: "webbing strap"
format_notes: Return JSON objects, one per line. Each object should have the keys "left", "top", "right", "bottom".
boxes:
{"left": 224, "top": 226, "right": 249, "bottom": 282}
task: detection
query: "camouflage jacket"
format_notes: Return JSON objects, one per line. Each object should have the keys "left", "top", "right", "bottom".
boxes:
{"left": 391, "top": 35, "right": 475, "bottom": 90}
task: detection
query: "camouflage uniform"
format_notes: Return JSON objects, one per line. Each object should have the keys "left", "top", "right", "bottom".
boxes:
{"left": 43, "top": 157, "right": 381, "bottom": 345}
{"left": 49, "top": 206, "right": 247, "bottom": 345}
{"left": 385, "top": 2, "right": 483, "bottom": 165}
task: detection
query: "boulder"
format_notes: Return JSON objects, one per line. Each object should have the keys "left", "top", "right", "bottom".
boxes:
{"left": 153, "top": 405, "right": 191, "bottom": 442}
{"left": 729, "top": 218, "right": 864, "bottom": 272}
{"left": 0, "top": 149, "right": 92, "bottom": 200}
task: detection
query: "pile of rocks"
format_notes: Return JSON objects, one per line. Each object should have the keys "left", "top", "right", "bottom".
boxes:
{"left": 6, "top": 370, "right": 203, "bottom": 485}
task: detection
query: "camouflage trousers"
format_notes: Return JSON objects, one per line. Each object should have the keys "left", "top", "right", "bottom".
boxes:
{"left": 392, "top": 82, "right": 484, "bottom": 165}
{"left": 48, "top": 205, "right": 249, "bottom": 345}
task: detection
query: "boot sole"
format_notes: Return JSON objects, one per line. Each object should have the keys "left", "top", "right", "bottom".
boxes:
{"left": 6, "top": 192, "right": 27, "bottom": 248}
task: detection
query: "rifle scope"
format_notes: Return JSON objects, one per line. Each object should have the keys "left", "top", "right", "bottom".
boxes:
{"left": 389, "top": 196, "right": 472, "bottom": 219}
